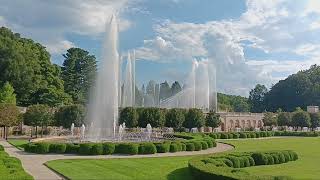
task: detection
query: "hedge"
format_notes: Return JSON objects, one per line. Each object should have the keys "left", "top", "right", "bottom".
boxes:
{"left": 155, "top": 142, "right": 170, "bottom": 153}
{"left": 189, "top": 150, "right": 298, "bottom": 180}
{"left": 49, "top": 144, "right": 66, "bottom": 154}
{"left": 139, "top": 143, "right": 157, "bottom": 154}
{"left": 65, "top": 144, "right": 79, "bottom": 154}
{"left": 103, "top": 143, "right": 115, "bottom": 155}
{"left": 115, "top": 143, "right": 139, "bottom": 155}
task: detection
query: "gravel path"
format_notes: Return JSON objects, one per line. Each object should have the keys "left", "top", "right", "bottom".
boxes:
{"left": 0, "top": 140, "right": 233, "bottom": 180}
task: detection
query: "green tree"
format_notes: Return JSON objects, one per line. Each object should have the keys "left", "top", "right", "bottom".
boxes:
{"left": 184, "top": 108, "right": 205, "bottom": 129}
{"left": 138, "top": 108, "right": 166, "bottom": 128}
{"left": 249, "top": 84, "right": 268, "bottom": 112}
{"left": 24, "top": 104, "right": 53, "bottom": 137}
{"left": 119, "top": 107, "right": 138, "bottom": 128}
{"left": 54, "top": 104, "right": 85, "bottom": 128}
{"left": 310, "top": 113, "right": 320, "bottom": 128}
{"left": 0, "top": 82, "right": 16, "bottom": 104}
{"left": 165, "top": 108, "right": 185, "bottom": 128}
{"left": 62, "top": 48, "right": 97, "bottom": 104}
{"left": 277, "top": 112, "right": 292, "bottom": 126}
{"left": 262, "top": 112, "right": 277, "bottom": 126}
{"left": 0, "top": 104, "right": 20, "bottom": 139}
{"left": 0, "top": 27, "right": 70, "bottom": 106}
{"left": 205, "top": 111, "right": 221, "bottom": 128}
{"left": 291, "top": 108, "right": 311, "bottom": 127}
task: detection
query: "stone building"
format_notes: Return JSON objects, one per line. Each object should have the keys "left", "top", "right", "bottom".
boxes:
{"left": 307, "top": 106, "right": 319, "bottom": 113}
{"left": 217, "top": 112, "right": 264, "bottom": 132}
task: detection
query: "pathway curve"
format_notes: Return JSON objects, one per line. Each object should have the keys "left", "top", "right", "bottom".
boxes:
{"left": 0, "top": 140, "right": 233, "bottom": 180}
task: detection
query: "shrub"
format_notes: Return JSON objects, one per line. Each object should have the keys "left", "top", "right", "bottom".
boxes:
{"left": 203, "top": 138, "right": 213, "bottom": 148}
{"left": 155, "top": 143, "right": 170, "bottom": 153}
{"left": 282, "top": 151, "right": 291, "bottom": 162}
{"left": 200, "top": 141, "right": 208, "bottom": 150}
{"left": 265, "top": 154, "right": 274, "bottom": 165}
{"left": 255, "top": 132, "right": 261, "bottom": 138}
{"left": 220, "top": 133, "right": 229, "bottom": 139}
{"left": 91, "top": 144, "right": 103, "bottom": 155}
{"left": 226, "top": 156, "right": 240, "bottom": 168}
{"left": 227, "top": 133, "right": 234, "bottom": 139}
{"left": 186, "top": 143, "right": 195, "bottom": 151}
{"left": 287, "top": 150, "right": 298, "bottom": 161}
{"left": 170, "top": 143, "right": 179, "bottom": 152}
{"left": 24, "top": 143, "right": 37, "bottom": 153}
{"left": 34, "top": 143, "right": 50, "bottom": 154}
{"left": 271, "top": 153, "right": 280, "bottom": 164}
{"left": 192, "top": 141, "right": 202, "bottom": 151}
{"left": 139, "top": 143, "right": 157, "bottom": 154}
{"left": 250, "top": 132, "right": 256, "bottom": 138}
{"left": 138, "top": 107, "right": 166, "bottom": 128}
{"left": 65, "top": 144, "right": 79, "bottom": 154}
{"left": 212, "top": 140, "right": 217, "bottom": 147}
{"left": 119, "top": 107, "right": 139, "bottom": 128}
{"left": 242, "top": 157, "right": 251, "bottom": 167}
{"left": 115, "top": 143, "right": 139, "bottom": 155}
{"left": 49, "top": 144, "right": 66, "bottom": 154}
{"left": 232, "top": 133, "right": 240, "bottom": 139}
{"left": 165, "top": 108, "right": 185, "bottom": 128}
{"left": 79, "top": 143, "right": 93, "bottom": 155}
{"left": 0, "top": 145, "right": 3, "bottom": 151}
{"left": 248, "top": 156, "right": 255, "bottom": 166}
{"left": 239, "top": 133, "right": 247, "bottom": 138}
{"left": 208, "top": 133, "right": 217, "bottom": 139}
{"left": 251, "top": 153, "right": 268, "bottom": 165}
{"left": 103, "top": 143, "right": 115, "bottom": 155}
{"left": 184, "top": 108, "right": 205, "bottom": 129}
{"left": 181, "top": 143, "right": 186, "bottom": 151}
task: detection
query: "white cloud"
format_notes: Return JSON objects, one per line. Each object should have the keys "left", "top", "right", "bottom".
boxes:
{"left": 46, "top": 40, "right": 76, "bottom": 54}
{"left": 0, "top": 0, "right": 136, "bottom": 55}
{"left": 136, "top": 0, "right": 320, "bottom": 96}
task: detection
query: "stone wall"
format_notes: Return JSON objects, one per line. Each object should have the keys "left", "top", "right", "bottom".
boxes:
{"left": 217, "top": 112, "right": 264, "bottom": 132}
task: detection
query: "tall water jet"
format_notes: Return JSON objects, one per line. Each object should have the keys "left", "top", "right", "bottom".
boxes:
{"left": 87, "top": 14, "right": 119, "bottom": 140}
{"left": 121, "top": 51, "right": 136, "bottom": 107}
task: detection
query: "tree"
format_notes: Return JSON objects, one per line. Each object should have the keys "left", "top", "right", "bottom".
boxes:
{"left": 262, "top": 112, "right": 277, "bottom": 126}
{"left": 0, "top": 104, "right": 20, "bottom": 139}
{"left": 277, "top": 112, "right": 292, "bottom": 126}
{"left": 138, "top": 108, "right": 166, "bottom": 128}
{"left": 205, "top": 111, "right": 221, "bottom": 128}
{"left": 160, "top": 81, "right": 171, "bottom": 100}
{"left": 291, "top": 108, "right": 311, "bottom": 127}
{"left": 54, "top": 104, "right": 85, "bottom": 128}
{"left": 310, "top": 113, "right": 320, "bottom": 128}
{"left": 217, "top": 93, "right": 250, "bottom": 112}
{"left": 184, "top": 108, "right": 205, "bottom": 129}
{"left": 119, "top": 107, "right": 138, "bottom": 128}
{"left": 171, "top": 81, "right": 182, "bottom": 96}
{"left": 62, "top": 48, "right": 97, "bottom": 104}
{"left": 0, "top": 27, "right": 70, "bottom": 106}
{"left": 0, "top": 82, "right": 16, "bottom": 104}
{"left": 249, "top": 84, "right": 268, "bottom": 112}
{"left": 24, "top": 104, "right": 53, "bottom": 137}
{"left": 233, "top": 98, "right": 250, "bottom": 112}
{"left": 165, "top": 108, "right": 185, "bottom": 128}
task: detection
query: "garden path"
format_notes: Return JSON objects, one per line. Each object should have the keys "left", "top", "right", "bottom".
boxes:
{"left": 0, "top": 140, "right": 233, "bottom": 180}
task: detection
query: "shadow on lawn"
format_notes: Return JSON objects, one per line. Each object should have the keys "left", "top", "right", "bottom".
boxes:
{"left": 167, "top": 167, "right": 194, "bottom": 180}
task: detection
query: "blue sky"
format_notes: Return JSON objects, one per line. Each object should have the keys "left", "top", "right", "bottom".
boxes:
{"left": 0, "top": 0, "right": 319, "bottom": 96}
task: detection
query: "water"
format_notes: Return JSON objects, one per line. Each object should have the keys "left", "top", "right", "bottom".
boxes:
{"left": 86, "top": 14, "right": 119, "bottom": 140}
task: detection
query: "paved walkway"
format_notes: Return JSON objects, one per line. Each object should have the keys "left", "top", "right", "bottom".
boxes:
{"left": 0, "top": 140, "right": 233, "bottom": 180}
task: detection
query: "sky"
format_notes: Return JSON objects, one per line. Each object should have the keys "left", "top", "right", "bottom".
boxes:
{"left": 0, "top": 0, "right": 319, "bottom": 96}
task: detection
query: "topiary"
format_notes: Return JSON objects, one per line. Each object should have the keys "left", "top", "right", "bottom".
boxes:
{"left": 139, "top": 143, "right": 157, "bottom": 154}
{"left": 155, "top": 143, "right": 170, "bottom": 153}
{"left": 287, "top": 150, "right": 298, "bottom": 161}
{"left": 247, "top": 156, "right": 255, "bottom": 166}
{"left": 170, "top": 143, "right": 179, "bottom": 153}
{"left": 186, "top": 143, "right": 195, "bottom": 151}
{"left": 255, "top": 132, "right": 260, "bottom": 138}
{"left": 49, "top": 144, "right": 66, "bottom": 154}
{"left": 79, "top": 143, "right": 93, "bottom": 155}
{"left": 271, "top": 153, "right": 280, "bottom": 164}
{"left": 226, "top": 156, "right": 240, "bottom": 168}
{"left": 0, "top": 145, "right": 4, "bottom": 151}
{"left": 228, "top": 133, "right": 234, "bottom": 139}
{"left": 103, "top": 143, "right": 115, "bottom": 155}
{"left": 91, "top": 144, "right": 103, "bottom": 155}
{"left": 265, "top": 154, "right": 274, "bottom": 165}
{"left": 209, "top": 133, "right": 217, "bottom": 139}
{"left": 232, "top": 133, "right": 240, "bottom": 139}
{"left": 251, "top": 153, "right": 268, "bottom": 165}
{"left": 239, "top": 133, "right": 247, "bottom": 138}
{"left": 203, "top": 138, "right": 213, "bottom": 148}
{"left": 181, "top": 143, "right": 186, "bottom": 151}
{"left": 35, "top": 143, "right": 50, "bottom": 154}
{"left": 65, "top": 144, "right": 80, "bottom": 154}
{"left": 282, "top": 151, "right": 291, "bottom": 162}
{"left": 192, "top": 141, "right": 202, "bottom": 151}
{"left": 200, "top": 141, "right": 208, "bottom": 150}
{"left": 250, "top": 132, "right": 256, "bottom": 138}
{"left": 220, "top": 133, "right": 229, "bottom": 139}
{"left": 115, "top": 143, "right": 139, "bottom": 155}
{"left": 24, "top": 143, "right": 37, "bottom": 153}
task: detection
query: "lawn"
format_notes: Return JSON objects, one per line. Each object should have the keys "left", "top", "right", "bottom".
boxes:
{"left": 7, "top": 139, "right": 29, "bottom": 150}
{"left": 46, "top": 137, "right": 320, "bottom": 180}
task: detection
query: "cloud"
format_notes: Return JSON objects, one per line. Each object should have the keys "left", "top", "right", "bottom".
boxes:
{"left": 0, "top": 0, "right": 136, "bottom": 55}
{"left": 135, "top": 0, "right": 320, "bottom": 96}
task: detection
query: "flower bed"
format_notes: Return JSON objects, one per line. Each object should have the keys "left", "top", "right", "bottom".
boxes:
{"left": 188, "top": 150, "right": 298, "bottom": 180}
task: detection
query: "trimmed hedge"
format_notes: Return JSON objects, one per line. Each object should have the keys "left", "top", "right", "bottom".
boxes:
{"left": 91, "top": 144, "right": 103, "bottom": 155}
{"left": 49, "top": 144, "right": 66, "bottom": 154}
{"left": 65, "top": 144, "right": 79, "bottom": 154}
{"left": 139, "top": 143, "right": 157, "bottom": 154}
{"left": 155, "top": 142, "right": 170, "bottom": 153}
{"left": 103, "top": 143, "right": 115, "bottom": 155}
{"left": 115, "top": 143, "right": 139, "bottom": 155}
{"left": 189, "top": 150, "right": 298, "bottom": 180}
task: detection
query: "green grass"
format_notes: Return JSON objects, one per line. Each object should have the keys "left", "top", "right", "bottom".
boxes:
{"left": 7, "top": 139, "right": 29, "bottom": 150}
{"left": 46, "top": 137, "right": 320, "bottom": 180}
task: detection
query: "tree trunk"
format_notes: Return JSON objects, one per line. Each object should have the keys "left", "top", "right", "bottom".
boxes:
{"left": 41, "top": 123, "right": 43, "bottom": 138}
{"left": 35, "top": 126, "right": 38, "bottom": 138}
{"left": 4, "top": 126, "right": 7, "bottom": 140}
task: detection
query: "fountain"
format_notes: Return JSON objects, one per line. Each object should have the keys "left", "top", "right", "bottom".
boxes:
{"left": 71, "top": 123, "right": 74, "bottom": 136}
{"left": 81, "top": 124, "right": 85, "bottom": 140}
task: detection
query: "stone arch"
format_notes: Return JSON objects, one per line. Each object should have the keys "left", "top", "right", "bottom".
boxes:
{"left": 230, "top": 120, "right": 234, "bottom": 129}
{"left": 241, "top": 120, "right": 245, "bottom": 128}
{"left": 258, "top": 120, "right": 262, "bottom": 128}
{"left": 247, "top": 120, "right": 251, "bottom": 128}
{"left": 221, "top": 122, "right": 225, "bottom": 131}
{"left": 235, "top": 120, "right": 240, "bottom": 128}
{"left": 253, "top": 120, "right": 257, "bottom": 128}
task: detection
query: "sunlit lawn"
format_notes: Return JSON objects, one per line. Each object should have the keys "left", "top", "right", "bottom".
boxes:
{"left": 7, "top": 138, "right": 29, "bottom": 150}
{"left": 46, "top": 137, "right": 320, "bottom": 180}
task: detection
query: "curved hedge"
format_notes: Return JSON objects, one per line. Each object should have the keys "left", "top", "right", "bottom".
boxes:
{"left": 24, "top": 133, "right": 217, "bottom": 155}
{"left": 189, "top": 150, "right": 298, "bottom": 180}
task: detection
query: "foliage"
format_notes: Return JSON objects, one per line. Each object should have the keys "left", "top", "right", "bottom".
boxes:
{"left": 291, "top": 108, "right": 311, "bottom": 127}
{"left": 61, "top": 48, "right": 97, "bottom": 104}
{"left": 54, "top": 104, "right": 85, "bottom": 128}
{"left": 171, "top": 81, "right": 182, "bottom": 96}
{"left": 0, "top": 104, "right": 20, "bottom": 126}
{"left": 217, "top": 93, "right": 250, "bottom": 112}
{"left": 65, "top": 144, "right": 80, "bottom": 154}
{"left": 24, "top": 104, "right": 53, "bottom": 127}
{"left": 165, "top": 108, "right": 185, "bottom": 128}
{"left": 310, "top": 113, "right": 320, "bottom": 128}
{"left": 0, "top": 82, "right": 16, "bottom": 104}
{"left": 263, "top": 112, "right": 277, "bottom": 126}
{"left": 49, "top": 144, "right": 66, "bottom": 154}
{"left": 138, "top": 107, "right": 166, "bottom": 128}
{"left": 115, "top": 143, "right": 139, "bottom": 155}
{"left": 103, "top": 143, "right": 115, "bottom": 155}
{"left": 277, "top": 112, "right": 292, "bottom": 126}
{"left": 0, "top": 27, "right": 71, "bottom": 106}
{"left": 264, "top": 65, "right": 320, "bottom": 111}
{"left": 184, "top": 108, "right": 205, "bottom": 128}
{"left": 188, "top": 150, "right": 298, "bottom": 180}
{"left": 119, "top": 107, "right": 138, "bottom": 128}
{"left": 249, "top": 84, "right": 268, "bottom": 112}
{"left": 205, "top": 111, "right": 220, "bottom": 128}
{"left": 138, "top": 143, "right": 157, "bottom": 154}
{"left": 155, "top": 143, "right": 170, "bottom": 153}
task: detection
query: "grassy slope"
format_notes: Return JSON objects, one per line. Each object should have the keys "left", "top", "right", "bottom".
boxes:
{"left": 7, "top": 139, "right": 29, "bottom": 150}
{"left": 46, "top": 137, "right": 320, "bottom": 180}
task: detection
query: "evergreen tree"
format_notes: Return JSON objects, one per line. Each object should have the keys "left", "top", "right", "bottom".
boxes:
{"left": 0, "top": 82, "right": 16, "bottom": 104}
{"left": 249, "top": 84, "right": 268, "bottom": 112}
{"left": 62, "top": 48, "right": 97, "bottom": 104}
